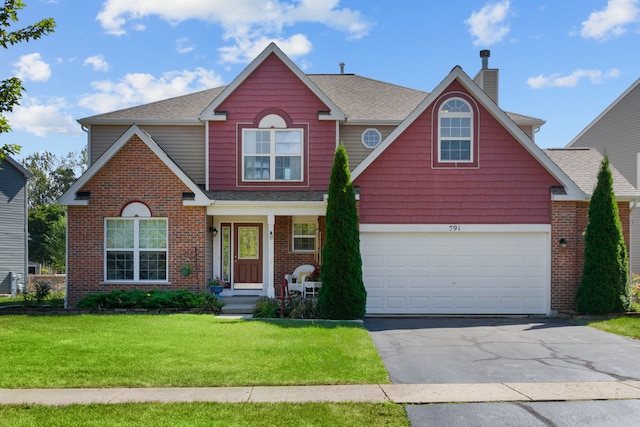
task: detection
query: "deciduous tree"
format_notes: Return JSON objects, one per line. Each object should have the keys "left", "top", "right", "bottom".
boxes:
{"left": 0, "top": 0, "right": 56, "bottom": 162}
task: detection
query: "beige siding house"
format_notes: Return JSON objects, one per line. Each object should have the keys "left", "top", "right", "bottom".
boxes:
{"left": 566, "top": 77, "right": 640, "bottom": 273}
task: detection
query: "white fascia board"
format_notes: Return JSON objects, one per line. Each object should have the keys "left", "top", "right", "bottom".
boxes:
{"left": 207, "top": 201, "right": 326, "bottom": 217}
{"left": 77, "top": 118, "right": 203, "bottom": 126}
{"left": 359, "top": 223, "right": 551, "bottom": 233}
{"left": 199, "top": 43, "right": 345, "bottom": 121}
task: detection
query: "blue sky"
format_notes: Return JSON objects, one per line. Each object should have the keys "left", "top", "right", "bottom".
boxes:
{"left": 5, "top": 0, "right": 640, "bottom": 161}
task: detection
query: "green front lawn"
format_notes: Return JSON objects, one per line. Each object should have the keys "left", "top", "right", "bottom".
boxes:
{"left": 0, "top": 402, "right": 408, "bottom": 427}
{"left": 582, "top": 316, "right": 640, "bottom": 340}
{"left": 0, "top": 315, "right": 388, "bottom": 388}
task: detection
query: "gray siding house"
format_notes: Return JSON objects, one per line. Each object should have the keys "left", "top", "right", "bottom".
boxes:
{"left": 0, "top": 156, "right": 31, "bottom": 295}
{"left": 566, "top": 77, "right": 640, "bottom": 273}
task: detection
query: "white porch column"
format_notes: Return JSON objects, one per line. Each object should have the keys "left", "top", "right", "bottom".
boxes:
{"left": 267, "top": 214, "right": 275, "bottom": 298}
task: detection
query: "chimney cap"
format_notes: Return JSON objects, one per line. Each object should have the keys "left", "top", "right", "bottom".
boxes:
{"left": 479, "top": 49, "right": 490, "bottom": 58}
{"left": 339, "top": 62, "right": 345, "bottom": 74}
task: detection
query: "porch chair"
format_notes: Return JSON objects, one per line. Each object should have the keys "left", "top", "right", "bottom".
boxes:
{"left": 285, "top": 264, "right": 315, "bottom": 296}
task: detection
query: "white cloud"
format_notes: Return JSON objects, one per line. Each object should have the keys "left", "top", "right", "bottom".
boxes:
{"left": 218, "top": 33, "right": 312, "bottom": 64}
{"left": 12, "top": 53, "right": 51, "bottom": 82}
{"left": 176, "top": 37, "right": 195, "bottom": 54}
{"left": 78, "top": 67, "right": 225, "bottom": 113}
{"left": 526, "top": 68, "right": 621, "bottom": 89}
{"left": 581, "top": 0, "right": 639, "bottom": 41}
{"left": 84, "top": 55, "right": 109, "bottom": 71}
{"left": 96, "top": 0, "right": 371, "bottom": 63}
{"left": 7, "top": 97, "right": 83, "bottom": 137}
{"left": 466, "top": 0, "right": 511, "bottom": 46}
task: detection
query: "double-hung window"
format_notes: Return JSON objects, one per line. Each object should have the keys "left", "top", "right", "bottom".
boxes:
{"left": 105, "top": 203, "right": 167, "bottom": 282}
{"left": 243, "top": 128, "right": 303, "bottom": 181}
{"left": 292, "top": 222, "right": 316, "bottom": 251}
{"left": 438, "top": 98, "right": 473, "bottom": 162}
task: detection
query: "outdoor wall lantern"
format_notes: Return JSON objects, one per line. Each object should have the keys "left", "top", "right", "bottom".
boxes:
{"left": 559, "top": 238, "right": 567, "bottom": 248}
{"left": 209, "top": 226, "right": 218, "bottom": 236}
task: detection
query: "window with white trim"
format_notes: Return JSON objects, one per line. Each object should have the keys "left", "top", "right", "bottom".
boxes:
{"left": 105, "top": 203, "right": 167, "bottom": 281}
{"left": 361, "top": 128, "right": 381, "bottom": 148}
{"left": 292, "top": 221, "right": 316, "bottom": 251}
{"left": 438, "top": 98, "right": 473, "bottom": 162}
{"left": 243, "top": 128, "right": 303, "bottom": 181}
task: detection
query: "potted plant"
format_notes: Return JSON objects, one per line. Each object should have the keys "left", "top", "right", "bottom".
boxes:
{"left": 209, "top": 276, "right": 225, "bottom": 296}
{"left": 180, "top": 263, "right": 193, "bottom": 276}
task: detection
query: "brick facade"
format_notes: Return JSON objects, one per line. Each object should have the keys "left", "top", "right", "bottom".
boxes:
{"left": 66, "top": 136, "right": 207, "bottom": 306}
{"left": 273, "top": 215, "right": 326, "bottom": 296}
{"left": 550, "top": 200, "right": 631, "bottom": 312}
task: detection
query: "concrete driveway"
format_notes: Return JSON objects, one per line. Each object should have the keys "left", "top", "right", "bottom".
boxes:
{"left": 364, "top": 317, "right": 640, "bottom": 426}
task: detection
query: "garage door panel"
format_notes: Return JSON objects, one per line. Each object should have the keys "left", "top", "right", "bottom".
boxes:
{"left": 361, "top": 231, "right": 549, "bottom": 315}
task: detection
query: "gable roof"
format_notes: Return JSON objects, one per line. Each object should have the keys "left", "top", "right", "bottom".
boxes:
{"left": 1, "top": 155, "right": 32, "bottom": 178}
{"left": 59, "top": 125, "right": 209, "bottom": 206}
{"left": 544, "top": 148, "right": 640, "bottom": 200}
{"left": 350, "top": 65, "right": 586, "bottom": 201}
{"left": 199, "top": 43, "right": 345, "bottom": 122}
{"left": 566, "top": 77, "right": 640, "bottom": 147}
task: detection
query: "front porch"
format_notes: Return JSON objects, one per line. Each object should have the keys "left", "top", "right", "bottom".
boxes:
{"left": 207, "top": 209, "right": 326, "bottom": 299}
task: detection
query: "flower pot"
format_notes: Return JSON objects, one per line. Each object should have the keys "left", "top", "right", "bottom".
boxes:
{"left": 210, "top": 285, "right": 224, "bottom": 296}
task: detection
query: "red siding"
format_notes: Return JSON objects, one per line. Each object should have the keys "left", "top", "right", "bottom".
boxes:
{"left": 354, "top": 81, "right": 561, "bottom": 224}
{"left": 208, "top": 53, "right": 336, "bottom": 191}
{"left": 66, "top": 136, "right": 207, "bottom": 306}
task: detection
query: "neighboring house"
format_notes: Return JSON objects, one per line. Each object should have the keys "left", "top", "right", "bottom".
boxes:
{"left": 0, "top": 155, "right": 31, "bottom": 295}
{"left": 60, "top": 43, "right": 636, "bottom": 315}
{"left": 566, "top": 77, "right": 640, "bottom": 273}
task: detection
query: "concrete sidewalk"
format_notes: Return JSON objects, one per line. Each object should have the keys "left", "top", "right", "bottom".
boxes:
{"left": 2, "top": 381, "right": 640, "bottom": 406}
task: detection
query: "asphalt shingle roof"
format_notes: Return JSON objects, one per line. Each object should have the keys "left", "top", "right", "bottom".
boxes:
{"left": 544, "top": 148, "right": 640, "bottom": 198}
{"left": 78, "top": 73, "right": 541, "bottom": 126}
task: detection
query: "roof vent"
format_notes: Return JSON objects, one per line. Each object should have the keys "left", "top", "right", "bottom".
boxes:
{"left": 339, "top": 62, "right": 345, "bottom": 74}
{"left": 480, "top": 50, "right": 490, "bottom": 70}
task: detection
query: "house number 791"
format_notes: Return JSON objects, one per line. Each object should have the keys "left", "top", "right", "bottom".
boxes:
{"left": 449, "top": 225, "right": 462, "bottom": 231}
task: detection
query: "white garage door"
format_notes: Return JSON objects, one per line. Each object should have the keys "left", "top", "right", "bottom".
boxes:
{"left": 361, "top": 227, "right": 550, "bottom": 315}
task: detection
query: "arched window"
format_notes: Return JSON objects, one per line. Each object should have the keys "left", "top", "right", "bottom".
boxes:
{"left": 105, "top": 202, "right": 168, "bottom": 282}
{"left": 242, "top": 113, "right": 304, "bottom": 182}
{"left": 438, "top": 98, "right": 473, "bottom": 162}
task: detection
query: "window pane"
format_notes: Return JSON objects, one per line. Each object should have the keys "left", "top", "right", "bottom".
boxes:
{"left": 139, "top": 219, "right": 167, "bottom": 249}
{"left": 106, "top": 219, "right": 134, "bottom": 248}
{"left": 139, "top": 251, "right": 167, "bottom": 280}
{"left": 222, "top": 226, "right": 231, "bottom": 283}
{"left": 294, "top": 237, "right": 315, "bottom": 251}
{"left": 106, "top": 251, "right": 133, "bottom": 280}
{"left": 275, "top": 156, "right": 301, "bottom": 180}
{"left": 244, "top": 156, "right": 270, "bottom": 180}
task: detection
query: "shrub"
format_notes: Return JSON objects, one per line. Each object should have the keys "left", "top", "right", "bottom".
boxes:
{"left": 33, "top": 281, "right": 52, "bottom": 302}
{"left": 252, "top": 296, "right": 318, "bottom": 319}
{"left": 76, "top": 289, "right": 224, "bottom": 313}
{"left": 253, "top": 297, "right": 281, "bottom": 318}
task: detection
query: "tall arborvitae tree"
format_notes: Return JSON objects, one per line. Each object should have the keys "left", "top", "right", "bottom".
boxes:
{"left": 576, "top": 155, "right": 631, "bottom": 314}
{"left": 316, "top": 143, "right": 367, "bottom": 319}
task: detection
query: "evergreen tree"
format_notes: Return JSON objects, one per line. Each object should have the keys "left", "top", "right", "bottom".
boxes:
{"left": 316, "top": 143, "right": 367, "bottom": 319}
{"left": 576, "top": 155, "right": 631, "bottom": 314}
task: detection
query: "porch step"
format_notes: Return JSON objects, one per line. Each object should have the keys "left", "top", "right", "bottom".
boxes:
{"left": 218, "top": 296, "right": 260, "bottom": 315}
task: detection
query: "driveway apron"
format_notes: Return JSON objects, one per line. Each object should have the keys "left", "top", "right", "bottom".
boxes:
{"left": 364, "top": 317, "right": 640, "bottom": 384}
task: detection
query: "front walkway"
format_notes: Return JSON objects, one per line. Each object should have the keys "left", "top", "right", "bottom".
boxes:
{"left": 2, "top": 381, "right": 640, "bottom": 406}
